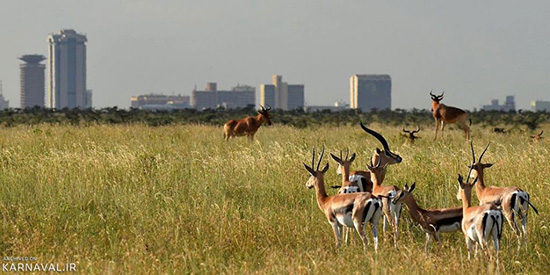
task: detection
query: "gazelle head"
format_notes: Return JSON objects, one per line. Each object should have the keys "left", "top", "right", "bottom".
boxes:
{"left": 303, "top": 147, "right": 329, "bottom": 189}
{"left": 531, "top": 130, "right": 544, "bottom": 143}
{"left": 429, "top": 90, "right": 444, "bottom": 103}
{"left": 402, "top": 127, "right": 421, "bottom": 143}
{"left": 467, "top": 141, "right": 493, "bottom": 180}
{"left": 392, "top": 182, "right": 416, "bottom": 205}
{"left": 365, "top": 155, "right": 388, "bottom": 178}
{"left": 360, "top": 122, "right": 403, "bottom": 165}
{"left": 456, "top": 165, "right": 477, "bottom": 201}
{"left": 331, "top": 149, "right": 356, "bottom": 176}
{"left": 258, "top": 105, "right": 272, "bottom": 125}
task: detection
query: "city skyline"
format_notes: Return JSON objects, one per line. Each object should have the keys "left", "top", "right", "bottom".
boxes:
{"left": 1, "top": 1, "right": 550, "bottom": 110}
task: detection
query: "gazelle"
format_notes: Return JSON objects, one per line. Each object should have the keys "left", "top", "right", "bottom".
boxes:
{"left": 468, "top": 142, "right": 539, "bottom": 246}
{"left": 303, "top": 147, "right": 383, "bottom": 250}
{"left": 457, "top": 171, "right": 503, "bottom": 260}
{"left": 340, "top": 123, "right": 403, "bottom": 194}
{"left": 531, "top": 130, "right": 543, "bottom": 143}
{"left": 331, "top": 149, "right": 360, "bottom": 194}
{"left": 392, "top": 182, "right": 462, "bottom": 254}
{"left": 430, "top": 91, "right": 471, "bottom": 140}
{"left": 223, "top": 105, "right": 272, "bottom": 141}
{"left": 402, "top": 127, "right": 421, "bottom": 145}
{"left": 366, "top": 156, "right": 402, "bottom": 244}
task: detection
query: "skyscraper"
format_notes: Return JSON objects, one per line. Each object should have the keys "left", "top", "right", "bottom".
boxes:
{"left": 260, "top": 75, "right": 304, "bottom": 110}
{"left": 47, "top": 29, "right": 90, "bottom": 109}
{"left": 19, "top": 54, "right": 46, "bottom": 108}
{"left": 350, "top": 74, "right": 391, "bottom": 112}
{"left": 0, "top": 80, "right": 9, "bottom": 110}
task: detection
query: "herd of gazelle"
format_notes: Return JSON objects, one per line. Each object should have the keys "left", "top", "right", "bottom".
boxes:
{"left": 303, "top": 123, "right": 538, "bottom": 259}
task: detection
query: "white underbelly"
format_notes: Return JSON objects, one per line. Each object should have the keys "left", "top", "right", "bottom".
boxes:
{"left": 467, "top": 224, "right": 478, "bottom": 241}
{"left": 439, "top": 223, "right": 461, "bottom": 233}
{"left": 341, "top": 186, "right": 359, "bottom": 193}
{"left": 336, "top": 213, "right": 354, "bottom": 228}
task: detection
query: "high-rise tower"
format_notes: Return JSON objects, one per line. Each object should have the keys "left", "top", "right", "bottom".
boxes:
{"left": 260, "top": 75, "right": 304, "bottom": 110}
{"left": 47, "top": 29, "right": 89, "bottom": 109}
{"left": 19, "top": 54, "right": 46, "bottom": 108}
{"left": 350, "top": 74, "right": 391, "bottom": 112}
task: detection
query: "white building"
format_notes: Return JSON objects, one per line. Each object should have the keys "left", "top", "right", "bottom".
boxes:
{"left": 531, "top": 100, "right": 550, "bottom": 112}
{"left": 482, "top": 96, "right": 515, "bottom": 111}
{"left": 47, "top": 29, "right": 89, "bottom": 109}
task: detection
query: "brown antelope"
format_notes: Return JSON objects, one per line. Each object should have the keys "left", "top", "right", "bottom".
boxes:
{"left": 366, "top": 156, "right": 403, "bottom": 244}
{"left": 430, "top": 91, "right": 471, "bottom": 140}
{"left": 223, "top": 105, "right": 272, "bottom": 141}
{"left": 457, "top": 170, "right": 503, "bottom": 260}
{"left": 531, "top": 130, "right": 543, "bottom": 143}
{"left": 401, "top": 127, "right": 421, "bottom": 145}
{"left": 392, "top": 182, "right": 462, "bottom": 254}
{"left": 304, "top": 147, "right": 383, "bottom": 250}
{"left": 468, "top": 142, "right": 539, "bottom": 246}
{"left": 331, "top": 149, "right": 360, "bottom": 194}
{"left": 341, "top": 123, "right": 403, "bottom": 194}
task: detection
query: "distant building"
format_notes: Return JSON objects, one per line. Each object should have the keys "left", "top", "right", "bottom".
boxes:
{"left": 47, "top": 29, "right": 89, "bottom": 109}
{"left": 482, "top": 96, "right": 515, "bottom": 111}
{"left": 0, "top": 80, "right": 9, "bottom": 110}
{"left": 350, "top": 74, "right": 391, "bottom": 112}
{"left": 192, "top": 83, "right": 255, "bottom": 110}
{"left": 260, "top": 75, "right": 304, "bottom": 110}
{"left": 531, "top": 100, "right": 550, "bottom": 112}
{"left": 131, "top": 94, "right": 191, "bottom": 110}
{"left": 306, "top": 101, "right": 349, "bottom": 112}
{"left": 19, "top": 54, "right": 46, "bottom": 108}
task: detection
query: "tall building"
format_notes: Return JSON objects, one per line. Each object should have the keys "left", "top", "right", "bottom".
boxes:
{"left": 531, "top": 100, "right": 550, "bottom": 112}
{"left": 0, "top": 80, "right": 9, "bottom": 110}
{"left": 47, "top": 29, "right": 89, "bottom": 109}
{"left": 350, "top": 74, "right": 391, "bottom": 112}
{"left": 131, "top": 94, "right": 191, "bottom": 110}
{"left": 192, "top": 83, "right": 255, "bottom": 110}
{"left": 482, "top": 96, "right": 515, "bottom": 111}
{"left": 19, "top": 54, "right": 46, "bottom": 108}
{"left": 260, "top": 75, "right": 304, "bottom": 110}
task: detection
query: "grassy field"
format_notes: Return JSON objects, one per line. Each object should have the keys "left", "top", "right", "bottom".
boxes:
{"left": 0, "top": 124, "right": 549, "bottom": 274}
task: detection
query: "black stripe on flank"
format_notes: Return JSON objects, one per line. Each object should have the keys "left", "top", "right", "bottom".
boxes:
{"left": 433, "top": 215, "right": 462, "bottom": 230}
{"left": 482, "top": 212, "right": 489, "bottom": 239}
{"left": 362, "top": 201, "right": 372, "bottom": 223}
{"left": 511, "top": 193, "right": 517, "bottom": 212}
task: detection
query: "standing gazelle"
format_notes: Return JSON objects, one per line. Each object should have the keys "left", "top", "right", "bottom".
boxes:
{"left": 468, "top": 142, "right": 539, "bottom": 246}
{"left": 304, "top": 147, "right": 383, "bottom": 250}
{"left": 392, "top": 183, "right": 462, "bottom": 254}
{"left": 430, "top": 91, "right": 471, "bottom": 140}
{"left": 331, "top": 149, "right": 360, "bottom": 193}
{"left": 457, "top": 170, "right": 503, "bottom": 260}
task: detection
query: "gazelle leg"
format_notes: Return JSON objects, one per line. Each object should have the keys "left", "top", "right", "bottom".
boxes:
{"left": 331, "top": 221, "right": 342, "bottom": 248}
{"left": 440, "top": 121, "right": 446, "bottom": 139}
{"left": 425, "top": 233, "right": 432, "bottom": 255}
{"left": 354, "top": 220, "right": 368, "bottom": 250}
{"left": 434, "top": 119, "right": 439, "bottom": 140}
{"left": 372, "top": 222, "right": 379, "bottom": 252}
{"left": 504, "top": 210, "right": 521, "bottom": 245}
{"left": 466, "top": 237, "right": 473, "bottom": 260}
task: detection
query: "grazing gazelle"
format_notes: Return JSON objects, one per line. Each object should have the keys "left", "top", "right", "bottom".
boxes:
{"left": 223, "top": 105, "right": 272, "bottom": 141}
{"left": 531, "top": 130, "right": 544, "bottom": 143}
{"left": 457, "top": 171, "right": 503, "bottom": 260}
{"left": 430, "top": 91, "right": 471, "bottom": 140}
{"left": 392, "top": 182, "right": 463, "bottom": 254}
{"left": 468, "top": 142, "right": 539, "bottom": 246}
{"left": 401, "top": 127, "right": 421, "bottom": 145}
{"left": 304, "top": 147, "right": 383, "bottom": 250}
{"left": 341, "top": 123, "right": 403, "bottom": 194}
{"left": 366, "top": 156, "right": 402, "bottom": 244}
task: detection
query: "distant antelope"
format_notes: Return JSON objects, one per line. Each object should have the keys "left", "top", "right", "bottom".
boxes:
{"left": 339, "top": 123, "right": 402, "bottom": 194}
{"left": 468, "top": 142, "right": 539, "bottom": 246}
{"left": 457, "top": 170, "right": 503, "bottom": 260}
{"left": 392, "top": 182, "right": 462, "bottom": 254}
{"left": 430, "top": 91, "right": 471, "bottom": 140}
{"left": 530, "top": 130, "right": 544, "bottom": 143}
{"left": 303, "top": 147, "right": 383, "bottom": 250}
{"left": 223, "top": 105, "right": 272, "bottom": 141}
{"left": 366, "top": 156, "right": 402, "bottom": 245}
{"left": 401, "top": 127, "right": 421, "bottom": 145}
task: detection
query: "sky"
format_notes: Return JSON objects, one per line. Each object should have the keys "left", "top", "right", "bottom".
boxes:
{"left": 0, "top": 0, "right": 549, "bottom": 110}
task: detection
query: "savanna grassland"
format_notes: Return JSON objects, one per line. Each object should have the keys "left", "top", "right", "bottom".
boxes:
{"left": 0, "top": 124, "right": 549, "bottom": 274}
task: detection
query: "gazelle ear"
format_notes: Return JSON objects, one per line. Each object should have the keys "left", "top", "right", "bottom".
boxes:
{"left": 457, "top": 174, "right": 464, "bottom": 188}
{"left": 409, "top": 182, "right": 416, "bottom": 193}
{"left": 404, "top": 183, "right": 409, "bottom": 190}
{"left": 330, "top": 153, "right": 342, "bottom": 164}
{"left": 321, "top": 163, "right": 330, "bottom": 173}
{"left": 375, "top": 148, "right": 382, "bottom": 155}
{"left": 349, "top": 153, "right": 356, "bottom": 162}
{"left": 303, "top": 163, "right": 316, "bottom": 176}
{"left": 483, "top": 163, "right": 493, "bottom": 168}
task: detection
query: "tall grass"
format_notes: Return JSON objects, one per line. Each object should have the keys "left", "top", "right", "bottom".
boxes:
{"left": 0, "top": 124, "right": 548, "bottom": 274}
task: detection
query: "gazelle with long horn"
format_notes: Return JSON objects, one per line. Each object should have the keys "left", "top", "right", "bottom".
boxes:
{"left": 392, "top": 182, "right": 463, "bottom": 254}
{"left": 304, "top": 147, "right": 383, "bottom": 251}
{"left": 457, "top": 168, "right": 503, "bottom": 260}
{"left": 468, "top": 142, "right": 539, "bottom": 246}
{"left": 223, "top": 105, "right": 272, "bottom": 141}
{"left": 430, "top": 91, "right": 471, "bottom": 140}
{"left": 402, "top": 127, "right": 421, "bottom": 145}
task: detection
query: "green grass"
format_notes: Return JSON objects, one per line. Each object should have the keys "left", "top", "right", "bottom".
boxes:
{"left": 0, "top": 124, "right": 549, "bottom": 274}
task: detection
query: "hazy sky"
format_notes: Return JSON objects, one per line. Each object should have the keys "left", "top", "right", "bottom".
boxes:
{"left": 1, "top": 1, "right": 549, "bottom": 110}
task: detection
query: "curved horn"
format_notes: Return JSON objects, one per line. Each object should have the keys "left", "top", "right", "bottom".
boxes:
{"left": 413, "top": 126, "right": 420, "bottom": 134}
{"left": 539, "top": 130, "right": 544, "bottom": 136}
{"left": 317, "top": 147, "right": 325, "bottom": 170}
{"left": 439, "top": 91, "right": 445, "bottom": 98}
{"left": 345, "top": 148, "right": 349, "bottom": 161}
{"left": 429, "top": 90, "right": 435, "bottom": 97}
{"left": 260, "top": 105, "right": 266, "bottom": 111}
{"left": 470, "top": 141, "right": 476, "bottom": 164}
{"left": 360, "top": 122, "right": 391, "bottom": 151}
{"left": 312, "top": 147, "right": 316, "bottom": 169}
{"left": 403, "top": 128, "right": 410, "bottom": 134}
{"left": 465, "top": 163, "right": 474, "bottom": 184}
{"left": 265, "top": 104, "right": 272, "bottom": 111}
{"left": 478, "top": 142, "right": 490, "bottom": 163}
